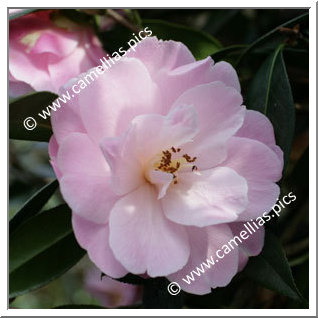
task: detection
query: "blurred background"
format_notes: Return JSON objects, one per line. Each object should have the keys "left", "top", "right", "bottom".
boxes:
{"left": 9, "top": 8, "right": 309, "bottom": 309}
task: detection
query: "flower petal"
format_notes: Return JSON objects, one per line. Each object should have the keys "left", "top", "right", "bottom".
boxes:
{"left": 127, "top": 38, "right": 240, "bottom": 111}
{"left": 78, "top": 58, "right": 161, "bottom": 143}
{"left": 163, "top": 167, "right": 248, "bottom": 227}
{"left": 57, "top": 132, "right": 108, "bottom": 177}
{"left": 126, "top": 36, "right": 195, "bottom": 74}
{"left": 100, "top": 104, "right": 198, "bottom": 196}
{"left": 208, "top": 61, "right": 241, "bottom": 92}
{"left": 171, "top": 81, "right": 245, "bottom": 169}
{"left": 60, "top": 174, "right": 118, "bottom": 224}
{"left": 235, "top": 109, "right": 284, "bottom": 168}
{"left": 168, "top": 224, "right": 239, "bottom": 295}
{"left": 72, "top": 214, "right": 128, "bottom": 278}
{"left": 148, "top": 170, "right": 173, "bottom": 199}
{"left": 48, "top": 136, "right": 62, "bottom": 179}
{"left": 222, "top": 136, "right": 281, "bottom": 220}
{"left": 51, "top": 80, "right": 87, "bottom": 144}
{"left": 57, "top": 133, "right": 116, "bottom": 223}
{"left": 109, "top": 184, "right": 190, "bottom": 277}
{"left": 229, "top": 222, "right": 265, "bottom": 271}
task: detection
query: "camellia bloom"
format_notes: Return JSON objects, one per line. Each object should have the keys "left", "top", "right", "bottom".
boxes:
{"left": 49, "top": 37, "right": 283, "bottom": 295}
{"left": 85, "top": 266, "right": 142, "bottom": 308}
{"left": 9, "top": 10, "right": 105, "bottom": 97}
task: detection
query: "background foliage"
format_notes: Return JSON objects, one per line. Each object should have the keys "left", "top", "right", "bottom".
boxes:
{"left": 9, "top": 8, "right": 309, "bottom": 309}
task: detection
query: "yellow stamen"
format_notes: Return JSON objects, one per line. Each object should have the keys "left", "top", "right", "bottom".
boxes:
{"left": 153, "top": 147, "right": 197, "bottom": 184}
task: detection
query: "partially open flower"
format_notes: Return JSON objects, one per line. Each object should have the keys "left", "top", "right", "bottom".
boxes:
{"left": 49, "top": 37, "right": 283, "bottom": 295}
{"left": 9, "top": 10, "right": 105, "bottom": 97}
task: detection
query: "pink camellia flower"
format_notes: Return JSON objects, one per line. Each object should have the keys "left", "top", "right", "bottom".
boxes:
{"left": 84, "top": 265, "right": 142, "bottom": 308}
{"left": 9, "top": 10, "right": 105, "bottom": 97}
{"left": 49, "top": 37, "right": 283, "bottom": 295}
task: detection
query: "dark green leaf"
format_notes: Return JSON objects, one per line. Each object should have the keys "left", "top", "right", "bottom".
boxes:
{"left": 243, "top": 231, "right": 306, "bottom": 303}
{"left": 211, "top": 44, "right": 247, "bottom": 62}
{"left": 236, "top": 12, "right": 309, "bottom": 66}
{"left": 9, "top": 204, "right": 85, "bottom": 298}
{"left": 143, "top": 19, "right": 222, "bottom": 60}
{"left": 9, "top": 91, "right": 58, "bottom": 142}
{"left": 100, "top": 19, "right": 221, "bottom": 61}
{"left": 57, "top": 9, "right": 95, "bottom": 25}
{"left": 9, "top": 9, "right": 38, "bottom": 20}
{"left": 10, "top": 179, "right": 58, "bottom": 235}
{"left": 246, "top": 45, "right": 295, "bottom": 168}
{"left": 142, "top": 277, "right": 185, "bottom": 309}
{"left": 203, "top": 9, "right": 239, "bottom": 34}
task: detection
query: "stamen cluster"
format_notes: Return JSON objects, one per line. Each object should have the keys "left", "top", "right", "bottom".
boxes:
{"left": 155, "top": 147, "right": 197, "bottom": 184}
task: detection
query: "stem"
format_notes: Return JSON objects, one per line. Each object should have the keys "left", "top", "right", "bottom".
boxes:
{"left": 106, "top": 9, "right": 140, "bottom": 33}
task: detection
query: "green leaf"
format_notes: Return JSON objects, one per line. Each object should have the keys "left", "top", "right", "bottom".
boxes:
{"left": 211, "top": 44, "right": 247, "bottom": 62}
{"left": 9, "top": 91, "right": 58, "bottom": 142}
{"left": 9, "top": 9, "right": 38, "bottom": 20}
{"left": 100, "top": 19, "right": 221, "bottom": 61}
{"left": 142, "top": 277, "right": 185, "bottom": 309}
{"left": 9, "top": 205, "right": 85, "bottom": 298}
{"left": 236, "top": 12, "right": 309, "bottom": 66}
{"left": 246, "top": 45, "right": 295, "bottom": 168}
{"left": 10, "top": 179, "right": 59, "bottom": 235}
{"left": 243, "top": 231, "right": 306, "bottom": 303}
{"left": 142, "top": 19, "right": 222, "bottom": 60}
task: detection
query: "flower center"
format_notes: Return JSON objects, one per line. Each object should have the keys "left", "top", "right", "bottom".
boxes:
{"left": 154, "top": 147, "right": 197, "bottom": 184}
{"left": 20, "top": 31, "right": 41, "bottom": 52}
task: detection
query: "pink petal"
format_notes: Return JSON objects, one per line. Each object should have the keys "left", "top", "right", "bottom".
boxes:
{"left": 57, "top": 133, "right": 116, "bottom": 223}
{"left": 9, "top": 42, "right": 52, "bottom": 91}
{"left": 72, "top": 215, "right": 128, "bottom": 278}
{"left": 208, "top": 61, "right": 241, "bottom": 92}
{"left": 162, "top": 167, "right": 248, "bottom": 227}
{"left": 172, "top": 81, "right": 245, "bottom": 169}
{"left": 127, "top": 38, "right": 241, "bottom": 112}
{"left": 240, "top": 180, "right": 280, "bottom": 221}
{"left": 126, "top": 36, "right": 195, "bottom": 74}
{"left": 109, "top": 184, "right": 190, "bottom": 277}
{"left": 9, "top": 12, "right": 105, "bottom": 94}
{"left": 235, "top": 109, "right": 284, "bottom": 168}
{"left": 48, "top": 136, "right": 62, "bottom": 179}
{"left": 48, "top": 39, "right": 104, "bottom": 92}
{"left": 100, "top": 135, "right": 144, "bottom": 196}
{"left": 224, "top": 137, "right": 282, "bottom": 182}
{"left": 60, "top": 174, "right": 118, "bottom": 224}
{"left": 78, "top": 58, "right": 161, "bottom": 143}
{"left": 100, "top": 104, "right": 198, "bottom": 196}
{"left": 222, "top": 137, "right": 281, "bottom": 220}
{"left": 50, "top": 80, "right": 87, "bottom": 144}
{"left": 30, "top": 29, "right": 79, "bottom": 58}
{"left": 168, "top": 224, "right": 239, "bottom": 295}
{"left": 148, "top": 170, "right": 173, "bottom": 199}
{"left": 126, "top": 37, "right": 223, "bottom": 111}
{"left": 9, "top": 79, "right": 34, "bottom": 97}
{"left": 229, "top": 222, "right": 265, "bottom": 271}
{"left": 57, "top": 132, "right": 108, "bottom": 176}
{"left": 48, "top": 46, "right": 89, "bottom": 92}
